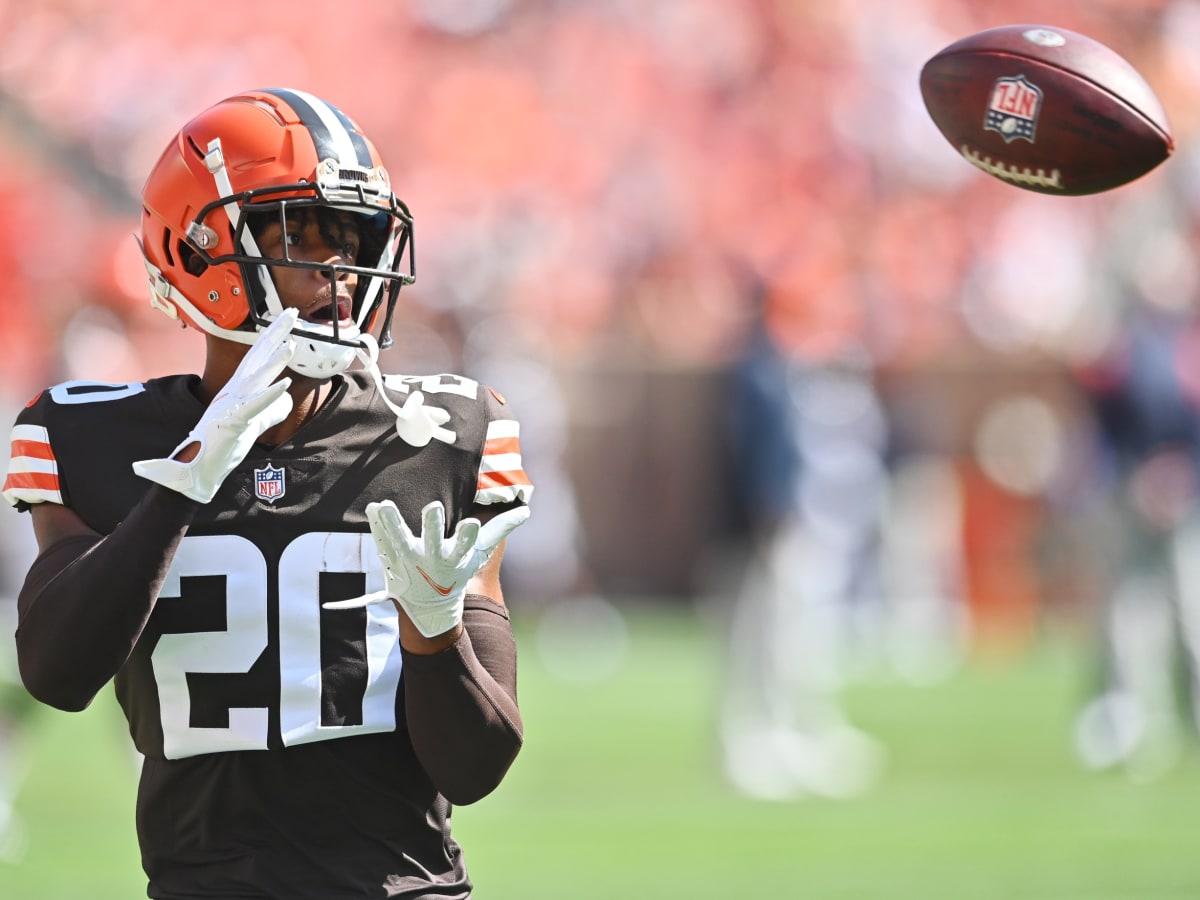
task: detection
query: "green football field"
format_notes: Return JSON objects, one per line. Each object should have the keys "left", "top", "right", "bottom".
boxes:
{"left": 2, "top": 606, "right": 1199, "bottom": 899}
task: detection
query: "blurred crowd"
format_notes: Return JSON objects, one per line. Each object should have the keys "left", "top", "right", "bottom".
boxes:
{"left": 3, "top": 0, "right": 1200, "bottom": 804}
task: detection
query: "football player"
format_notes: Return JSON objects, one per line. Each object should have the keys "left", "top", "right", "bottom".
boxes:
{"left": 1, "top": 88, "right": 533, "bottom": 898}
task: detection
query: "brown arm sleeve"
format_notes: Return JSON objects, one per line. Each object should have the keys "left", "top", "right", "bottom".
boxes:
{"left": 400, "top": 593, "right": 523, "bottom": 805}
{"left": 16, "top": 486, "right": 197, "bottom": 711}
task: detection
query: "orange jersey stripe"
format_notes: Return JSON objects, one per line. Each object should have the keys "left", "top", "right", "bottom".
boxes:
{"left": 483, "top": 436, "right": 521, "bottom": 456}
{"left": 477, "top": 469, "right": 532, "bottom": 490}
{"left": 10, "top": 438, "right": 55, "bottom": 461}
{"left": 2, "top": 471, "right": 60, "bottom": 492}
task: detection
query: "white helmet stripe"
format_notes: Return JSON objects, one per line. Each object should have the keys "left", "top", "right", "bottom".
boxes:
{"left": 266, "top": 88, "right": 370, "bottom": 166}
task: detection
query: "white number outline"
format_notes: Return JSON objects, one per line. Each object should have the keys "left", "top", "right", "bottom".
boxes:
{"left": 48, "top": 380, "right": 146, "bottom": 405}
{"left": 383, "top": 373, "right": 479, "bottom": 399}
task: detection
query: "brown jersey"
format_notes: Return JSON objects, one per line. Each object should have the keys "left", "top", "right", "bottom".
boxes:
{"left": 2, "top": 371, "right": 533, "bottom": 899}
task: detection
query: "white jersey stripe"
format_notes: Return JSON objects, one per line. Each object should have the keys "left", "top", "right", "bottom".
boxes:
{"left": 2, "top": 486, "right": 61, "bottom": 506}
{"left": 484, "top": 419, "right": 520, "bottom": 439}
{"left": 7, "top": 456, "right": 57, "bottom": 476}
{"left": 12, "top": 422, "right": 50, "bottom": 442}
{"left": 479, "top": 452, "right": 523, "bottom": 473}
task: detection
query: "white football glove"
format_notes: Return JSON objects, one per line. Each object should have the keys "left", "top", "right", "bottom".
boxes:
{"left": 325, "top": 499, "right": 530, "bottom": 637}
{"left": 133, "top": 308, "right": 299, "bottom": 503}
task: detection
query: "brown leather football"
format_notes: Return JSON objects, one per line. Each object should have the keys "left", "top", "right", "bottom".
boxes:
{"left": 920, "top": 25, "right": 1174, "bottom": 195}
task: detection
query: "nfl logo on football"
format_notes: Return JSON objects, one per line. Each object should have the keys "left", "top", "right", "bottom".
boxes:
{"left": 254, "top": 464, "right": 286, "bottom": 504}
{"left": 984, "top": 74, "right": 1042, "bottom": 143}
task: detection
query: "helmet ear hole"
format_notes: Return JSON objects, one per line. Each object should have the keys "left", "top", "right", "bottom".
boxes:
{"left": 179, "top": 242, "right": 208, "bottom": 277}
{"left": 160, "top": 229, "right": 176, "bottom": 268}
{"left": 185, "top": 136, "right": 207, "bottom": 161}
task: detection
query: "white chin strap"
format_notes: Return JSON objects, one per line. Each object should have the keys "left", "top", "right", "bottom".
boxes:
{"left": 145, "top": 257, "right": 449, "bottom": 449}
{"left": 144, "top": 254, "right": 365, "bottom": 380}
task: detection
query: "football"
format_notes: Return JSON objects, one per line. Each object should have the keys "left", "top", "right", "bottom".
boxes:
{"left": 919, "top": 24, "right": 1174, "bottom": 195}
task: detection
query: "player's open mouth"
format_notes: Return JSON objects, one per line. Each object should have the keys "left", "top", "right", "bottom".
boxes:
{"left": 306, "top": 297, "right": 352, "bottom": 324}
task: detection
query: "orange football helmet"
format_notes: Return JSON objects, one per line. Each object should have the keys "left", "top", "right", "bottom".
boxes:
{"left": 140, "top": 88, "right": 414, "bottom": 376}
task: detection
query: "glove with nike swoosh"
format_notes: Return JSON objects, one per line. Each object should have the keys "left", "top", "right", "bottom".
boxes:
{"left": 133, "top": 308, "right": 298, "bottom": 503}
{"left": 356, "top": 499, "right": 530, "bottom": 638}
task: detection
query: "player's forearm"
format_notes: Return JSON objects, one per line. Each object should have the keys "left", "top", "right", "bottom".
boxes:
{"left": 402, "top": 595, "right": 523, "bottom": 805}
{"left": 16, "top": 486, "right": 196, "bottom": 711}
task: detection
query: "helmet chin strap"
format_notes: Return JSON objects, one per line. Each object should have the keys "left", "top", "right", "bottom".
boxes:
{"left": 146, "top": 248, "right": 447, "bottom": 448}
{"left": 145, "top": 251, "right": 361, "bottom": 382}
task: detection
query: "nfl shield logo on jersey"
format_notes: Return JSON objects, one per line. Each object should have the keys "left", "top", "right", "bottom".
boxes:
{"left": 984, "top": 74, "right": 1042, "bottom": 143}
{"left": 254, "top": 464, "right": 286, "bottom": 504}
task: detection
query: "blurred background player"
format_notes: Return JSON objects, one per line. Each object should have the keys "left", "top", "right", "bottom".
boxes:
{"left": 718, "top": 301, "right": 889, "bottom": 801}
{"left": 1070, "top": 293, "right": 1200, "bottom": 780}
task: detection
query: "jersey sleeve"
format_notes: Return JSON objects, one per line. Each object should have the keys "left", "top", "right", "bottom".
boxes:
{"left": 2, "top": 392, "right": 63, "bottom": 510}
{"left": 473, "top": 386, "right": 534, "bottom": 507}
